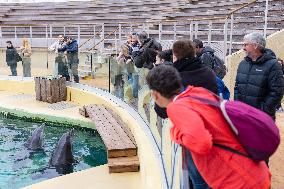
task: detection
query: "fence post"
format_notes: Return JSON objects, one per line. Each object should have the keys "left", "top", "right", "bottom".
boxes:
{"left": 159, "top": 23, "right": 162, "bottom": 42}
{"left": 77, "top": 25, "right": 80, "bottom": 46}
{"left": 0, "top": 26, "right": 2, "bottom": 47}
{"left": 49, "top": 25, "right": 53, "bottom": 42}
{"left": 229, "top": 14, "right": 234, "bottom": 55}
{"left": 194, "top": 22, "right": 199, "bottom": 39}
{"left": 101, "top": 23, "right": 105, "bottom": 52}
{"left": 223, "top": 19, "right": 228, "bottom": 60}
{"left": 189, "top": 21, "right": 193, "bottom": 40}
{"left": 130, "top": 24, "right": 133, "bottom": 33}
{"left": 93, "top": 25, "right": 96, "bottom": 49}
{"left": 263, "top": 0, "right": 269, "bottom": 37}
{"left": 46, "top": 25, "right": 49, "bottom": 69}
{"left": 30, "top": 26, "right": 33, "bottom": 46}
{"left": 118, "top": 24, "right": 122, "bottom": 47}
{"left": 173, "top": 22, "right": 177, "bottom": 42}
{"left": 208, "top": 21, "right": 212, "bottom": 46}
{"left": 146, "top": 23, "right": 150, "bottom": 37}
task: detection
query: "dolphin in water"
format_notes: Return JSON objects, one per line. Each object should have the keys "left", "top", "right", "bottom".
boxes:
{"left": 49, "top": 129, "right": 75, "bottom": 167}
{"left": 26, "top": 124, "right": 44, "bottom": 150}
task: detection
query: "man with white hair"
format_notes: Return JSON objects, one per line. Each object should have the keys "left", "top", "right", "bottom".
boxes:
{"left": 234, "top": 32, "right": 284, "bottom": 120}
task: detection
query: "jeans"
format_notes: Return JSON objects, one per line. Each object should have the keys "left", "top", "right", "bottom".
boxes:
{"left": 22, "top": 58, "right": 31, "bottom": 77}
{"left": 114, "top": 74, "right": 124, "bottom": 99}
{"left": 9, "top": 64, "right": 17, "bottom": 76}
{"left": 185, "top": 150, "right": 210, "bottom": 189}
{"left": 132, "top": 74, "right": 139, "bottom": 98}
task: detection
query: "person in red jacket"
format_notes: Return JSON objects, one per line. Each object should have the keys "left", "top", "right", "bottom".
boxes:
{"left": 146, "top": 64, "right": 271, "bottom": 189}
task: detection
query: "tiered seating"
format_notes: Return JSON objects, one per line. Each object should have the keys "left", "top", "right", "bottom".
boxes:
{"left": 0, "top": 0, "right": 283, "bottom": 52}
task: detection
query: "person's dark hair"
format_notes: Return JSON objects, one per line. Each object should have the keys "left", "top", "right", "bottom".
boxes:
{"left": 193, "top": 39, "right": 203, "bottom": 48}
{"left": 157, "top": 49, "right": 173, "bottom": 62}
{"left": 138, "top": 31, "right": 149, "bottom": 45}
{"left": 172, "top": 40, "right": 195, "bottom": 60}
{"left": 63, "top": 36, "right": 68, "bottom": 42}
{"left": 146, "top": 64, "right": 182, "bottom": 98}
{"left": 6, "top": 41, "right": 12, "bottom": 45}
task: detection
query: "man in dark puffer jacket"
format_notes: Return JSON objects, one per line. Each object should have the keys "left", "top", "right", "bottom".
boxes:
{"left": 235, "top": 32, "right": 284, "bottom": 119}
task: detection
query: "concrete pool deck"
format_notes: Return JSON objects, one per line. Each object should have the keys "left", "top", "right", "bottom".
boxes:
{"left": 0, "top": 77, "right": 165, "bottom": 189}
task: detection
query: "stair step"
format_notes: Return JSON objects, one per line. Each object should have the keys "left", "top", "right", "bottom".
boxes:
{"left": 108, "top": 156, "right": 139, "bottom": 173}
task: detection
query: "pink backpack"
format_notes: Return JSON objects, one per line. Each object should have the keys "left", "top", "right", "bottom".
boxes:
{"left": 186, "top": 91, "right": 280, "bottom": 161}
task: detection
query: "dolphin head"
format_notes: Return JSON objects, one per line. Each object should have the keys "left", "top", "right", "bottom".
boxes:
{"left": 49, "top": 129, "right": 75, "bottom": 167}
{"left": 26, "top": 124, "right": 44, "bottom": 150}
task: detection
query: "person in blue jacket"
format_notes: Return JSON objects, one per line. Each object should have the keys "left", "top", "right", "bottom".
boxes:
{"left": 216, "top": 76, "right": 230, "bottom": 99}
{"left": 59, "top": 36, "right": 79, "bottom": 83}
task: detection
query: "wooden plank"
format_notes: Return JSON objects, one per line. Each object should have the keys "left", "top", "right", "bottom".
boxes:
{"left": 108, "top": 156, "right": 139, "bottom": 173}
{"left": 85, "top": 105, "right": 137, "bottom": 158}
{"left": 40, "top": 78, "right": 47, "bottom": 102}
{"left": 34, "top": 77, "right": 41, "bottom": 101}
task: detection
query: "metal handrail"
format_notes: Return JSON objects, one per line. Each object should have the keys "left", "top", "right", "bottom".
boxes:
{"left": 226, "top": 0, "right": 257, "bottom": 19}
{"left": 78, "top": 27, "right": 103, "bottom": 49}
{"left": 88, "top": 26, "right": 120, "bottom": 51}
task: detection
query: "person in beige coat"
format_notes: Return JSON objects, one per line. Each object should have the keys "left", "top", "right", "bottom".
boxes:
{"left": 20, "top": 38, "right": 32, "bottom": 77}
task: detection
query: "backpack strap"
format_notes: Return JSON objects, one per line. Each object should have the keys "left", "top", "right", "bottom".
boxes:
{"left": 213, "top": 143, "right": 252, "bottom": 159}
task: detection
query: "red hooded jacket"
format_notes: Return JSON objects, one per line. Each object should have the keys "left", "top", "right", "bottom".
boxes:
{"left": 167, "top": 86, "right": 271, "bottom": 189}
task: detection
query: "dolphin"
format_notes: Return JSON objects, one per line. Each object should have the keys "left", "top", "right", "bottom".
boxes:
{"left": 26, "top": 124, "right": 44, "bottom": 150}
{"left": 49, "top": 129, "right": 75, "bottom": 167}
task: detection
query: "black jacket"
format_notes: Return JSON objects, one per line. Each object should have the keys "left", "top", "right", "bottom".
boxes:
{"left": 197, "top": 46, "right": 215, "bottom": 69}
{"left": 234, "top": 49, "right": 284, "bottom": 117}
{"left": 155, "top": 57, "right": 218, "bottom": 118}
{"left": 6, "top": 46, "right": 17, "bottom": 65}
{"left": 132, "top": 38, "right": 162, "bottom": 69}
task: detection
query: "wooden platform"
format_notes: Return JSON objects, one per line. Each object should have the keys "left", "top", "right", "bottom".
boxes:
{"left": 80, "top": 104, "right": 139, "bottom": 173}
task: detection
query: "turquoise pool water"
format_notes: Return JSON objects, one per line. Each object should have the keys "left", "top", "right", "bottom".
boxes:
{"left": 0, "top": 116, "right": 107, "bottom": 189}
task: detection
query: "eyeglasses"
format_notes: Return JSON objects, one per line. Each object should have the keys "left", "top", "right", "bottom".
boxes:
{"left": 243, "top": 43, "right": 254, "bottom": 47}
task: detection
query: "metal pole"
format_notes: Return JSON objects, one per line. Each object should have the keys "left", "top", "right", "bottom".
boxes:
{"left": 208, "top": 21, "right": 212, "bottom": 46}
{"left": 77, "top": 25, "right": 80, "bottom": 46}
{"left": 263, "top": 0, "right": 269, "bottom": 37}
{"left": 93, "top": 25, "right": 96, "bottom": 49}
{"left": 130, "top": 24, "right": 133, "bottom": 33}
{"left": 63, "top": 26, "right": 66, "bottom": 36}
{"left": 0, "top": 27, "right": 2, "bottom": 47}
{"left": 173, "top": 22, "right": 177, "bottom": 42}
{"left": 146, "top": 23, "right": 149, "bottom": 37}
{"left": 101, "top": 23, "right": 104, "bottom": 52}
{"left": 46, "top": 25, "right": 49, "bottom": 69}
{"left": 229, "top": 14, "right": 234, "bottom": 55}
{"left": 108, "top": 56, "right": 111, "bottom": 93}
{"left": 194, "top": 22, "right": 198, "bottom": 39}
{"left": 189, "top": 22, "right": 193, "bottom": 40}
{"left": 30, "top": 26, "right": 33, "bottom": 46}
{"left": 91, "top": 53, "right": 94, "bottom": 78}
{"left": 118, "top": 24, "right": 122, "bottom": 47}
{"left": 223, "top": 19, "right": 228, "bottom": 60}
{"left": 159, "top": 23, "right": 162, "bottom": 42}
{"left": 14, "top": 26, "right": 17, "bottom": 39}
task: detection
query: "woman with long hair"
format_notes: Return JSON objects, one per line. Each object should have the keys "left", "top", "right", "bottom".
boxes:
{"left": 20, "top": 38, "right": 32, "bottom": 77}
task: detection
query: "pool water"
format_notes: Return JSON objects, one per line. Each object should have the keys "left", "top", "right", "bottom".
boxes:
{"left": 0, "top": 116, "right": 107, "bottom": 189}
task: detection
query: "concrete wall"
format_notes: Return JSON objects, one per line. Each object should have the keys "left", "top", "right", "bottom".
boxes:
{"left": 223, "top": 29, "right": 284, "bottom": 97}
